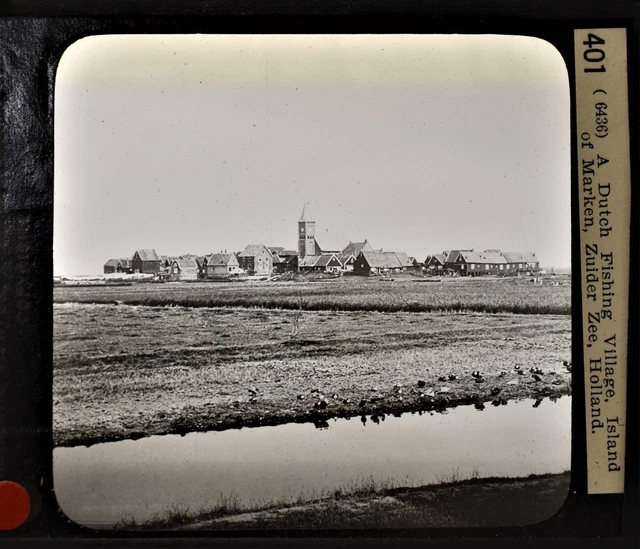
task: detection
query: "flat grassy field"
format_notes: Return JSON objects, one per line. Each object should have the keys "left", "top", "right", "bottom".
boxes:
{"left": 54, "top": 298, "right": 571, "bottom": 447}
{"left": 54, "top": 274, "right": 571, "bottom": 315}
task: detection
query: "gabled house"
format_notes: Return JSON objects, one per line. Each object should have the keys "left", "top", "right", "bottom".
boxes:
{"left": 103, "top": 259, "right": 121, "bottom": 274}
{"left": 408, "top": 257, "right": 423, "bottom": 272}
{"left": 272, "top": 250, "right": 298, "bottom": 273}
{"left": 339, "top": 240, "right": 373, "bottom": 272}
{"left": 298, "top": 255, "right": 321, "bottom": 271}
{"left": 206, "top": 253, "right": 242, "bottom": 278}
{"left": 237, "top": 244, "right": 273, "bottom": 276}
{"left": 299, "top": 253, "right": 342, "bottom": 273}
{"left": 195, "top": 256, "right": 207, "bottom": 278}
{"left": 447, "top": 250, "right": 508, "bottom": 276}
{"left": 118, "top": 258, "right": 134, "bottom": 273}
{"left": 170, "top": 258, "right": 199, "bottom": 280}
{"left": 316, "top": 254, "right": 343, "bottom": 273}
{"left": 159, "top": 256, "right": 173, "bottom": 269}
{"left": 442, "top": 250, "right": 474, "bottom": 269}
{"left": 132, "top": 249, "right": 161, "bottom": 274}
{"left": 425, "top": 253, "right": 447, "bottom": 272}
{"left": 503, "top": 252, "right": 540, "bottom": 274}
{"left": 270, "top": 247, "right": 301, "bottom": 273}
{"left": 353, "top": 251, "right": 412, "bottom": 276}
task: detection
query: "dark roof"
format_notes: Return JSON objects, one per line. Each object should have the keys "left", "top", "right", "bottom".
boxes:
{"left": 104, "top": 259, "right": 120, "bottom": 267}
{"left": 444, "top": 249, "right": 478, "bottom": 263}
{"left": 315, "top": 254, "right": 342, "bottom": 268}
{"left": 172, "top": 258, "right": 199, "bottom": 269}
{"left": 120, "top": 258, "right": 133, "bottom": 267}
{"left": 340, "top": 240, "right": 373, "bottom": 260}
{"left": 135, "top": 249, "right": 159, "bottom": 261}
{"left": 444, "top": 250, "right": 461, "bottom": 263}
{"left": 208, "top": 253, "right": 238, "bottom": 266}
{"left": 458, "top": 250, "right": 507, "bottom": 264}
{"left": 503, "top": 252, "right": 537, "bottom": 263}
{"left": 394, "top": 252, "right": 413, "bottom": 267}
{"left": 278, "top": 249, "right": 298, "bottom": 257}
{"left": 358, "top": 251, "right": 407, "bottom": 269}
{"left": 282, "top": 255, "right": 298, "bottom": 265}
{"left": 428, "top": 253, "right": 447, "bottom": 265}
{"left": 238, "top": 244, "right": 270, "bottom": 257}
{"left": 175, "top": 254, "right": 204, "bottom": 266}
{"left": 298, "top": 255, "right": 320, "bottom": 268}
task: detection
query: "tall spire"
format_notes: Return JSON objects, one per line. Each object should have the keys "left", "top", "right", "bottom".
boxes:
{"left": 299, "top": 203, "right": 307, "bottom": 222}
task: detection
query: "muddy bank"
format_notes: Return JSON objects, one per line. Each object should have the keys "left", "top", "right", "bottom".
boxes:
{"left": 116, "top": 472, "right": 571, "bottom": 530}
{"left": 55, "top": 374, "right": 571, "bottom": 448}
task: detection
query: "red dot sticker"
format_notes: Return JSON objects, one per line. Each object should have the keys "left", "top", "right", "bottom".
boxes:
{"left": 0, "top": 481, "right": 31, "bottom": 530}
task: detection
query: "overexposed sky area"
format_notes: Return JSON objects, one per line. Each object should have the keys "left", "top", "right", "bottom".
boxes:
{"left": 54, "top": 34, "right": 571, "bottom": 275}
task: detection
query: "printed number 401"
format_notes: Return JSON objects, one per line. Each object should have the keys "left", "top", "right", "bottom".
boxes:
{"left": 584, "top": 33, "right": 607, "bottom": 73}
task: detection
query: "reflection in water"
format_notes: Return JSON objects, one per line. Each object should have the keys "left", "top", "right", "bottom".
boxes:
{"left": 53, "top": 396, "right": 571, "bottom": 528}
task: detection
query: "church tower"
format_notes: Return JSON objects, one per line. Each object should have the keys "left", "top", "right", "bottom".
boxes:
{"left": 298, "top": 204, "right": 316, "bottom": 259}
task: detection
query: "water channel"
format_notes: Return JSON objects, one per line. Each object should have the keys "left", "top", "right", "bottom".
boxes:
{"left": 53, "top": 396, "right": 571, "bottom": 528}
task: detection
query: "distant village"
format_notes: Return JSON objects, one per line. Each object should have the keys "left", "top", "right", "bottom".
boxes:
{"left": 103, "top": 206, "right": 541, "bottom": 280}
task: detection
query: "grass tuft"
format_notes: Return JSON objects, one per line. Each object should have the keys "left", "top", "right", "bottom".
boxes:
{"left": 112, "top": 470, "right": 571, "bottom": 531}
{"left": 55, "top": 277, "right": 571, "bottom": 316}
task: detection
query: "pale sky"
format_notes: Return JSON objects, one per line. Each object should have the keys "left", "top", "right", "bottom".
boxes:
{"left": 54, "top": 34, "right": 571, "bottom": 276}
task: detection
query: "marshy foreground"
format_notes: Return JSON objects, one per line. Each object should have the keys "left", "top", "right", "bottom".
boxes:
{"left": 53, "top": 278, "right": 571, "bottom": 447}
{"left": 53, "top": 276, "right": 572, "bottom": 529}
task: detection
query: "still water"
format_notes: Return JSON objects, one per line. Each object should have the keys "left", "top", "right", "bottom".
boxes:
{"left": 53, "top": 396, "right": 571, "bottom": 527}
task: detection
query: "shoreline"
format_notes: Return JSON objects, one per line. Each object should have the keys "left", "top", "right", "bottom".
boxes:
{"left": 111, "top": 471, "right": 571, "bottom": 531}
{"left": 55, "top": 390, "right": 571, "bottom": 449}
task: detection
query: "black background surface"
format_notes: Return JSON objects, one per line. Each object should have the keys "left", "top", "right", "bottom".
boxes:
{"left": 0, "top": 0, "right": 638, "bottom": 546}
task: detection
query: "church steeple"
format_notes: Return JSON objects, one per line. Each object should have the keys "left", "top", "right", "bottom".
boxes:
{"left": 298, "top": 203, "right": 316, "bottom": 259}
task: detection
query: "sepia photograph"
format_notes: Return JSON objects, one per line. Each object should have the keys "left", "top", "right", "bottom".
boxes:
{"left": 52, "top": 33, "right": 572, "bottom": 530}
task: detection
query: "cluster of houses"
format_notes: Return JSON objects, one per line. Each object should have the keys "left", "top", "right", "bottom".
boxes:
{"left": 104, "top": 207, "right": 540, "bottom": 279}
{"left": 425, "top": 250, "right": 540, "bottom": 277}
